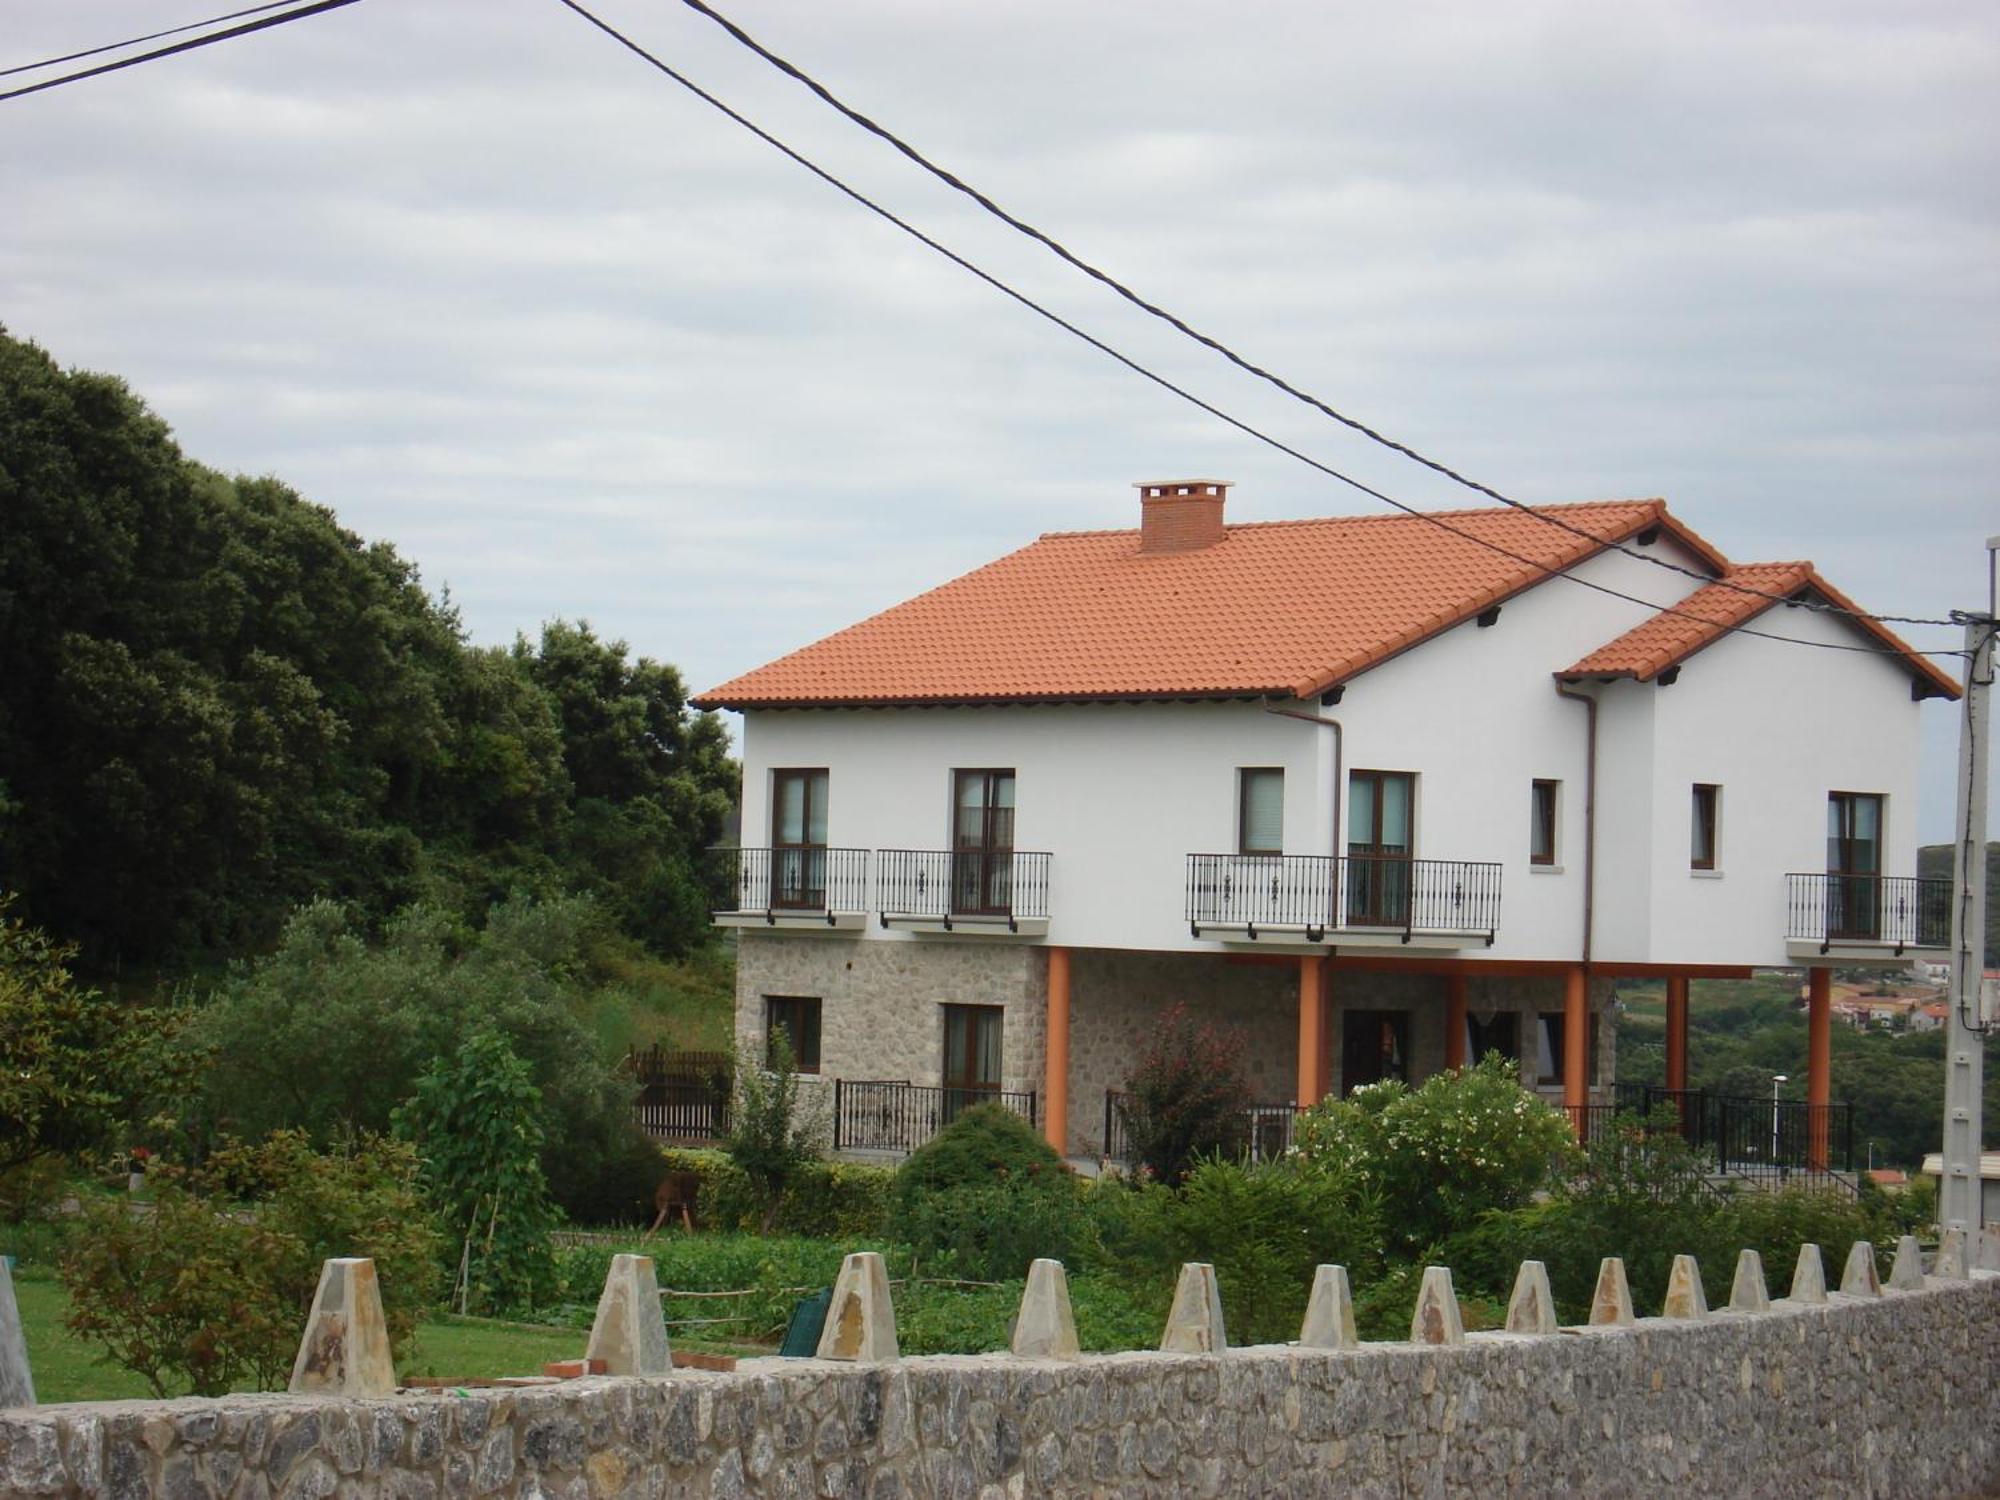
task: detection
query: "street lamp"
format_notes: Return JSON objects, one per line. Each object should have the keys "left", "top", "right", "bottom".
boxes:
{"left": 1771, "top": 1074, "right": 1789, "bottom": 1163}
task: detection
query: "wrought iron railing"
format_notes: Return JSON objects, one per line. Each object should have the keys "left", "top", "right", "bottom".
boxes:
{"left": 706, "top": 846, "right": 870, "bottom": 922}
{"left": 1102, "top": 1091, "right": 1301, "bottom": 1165}
{"left": 1784, "top": 873, "right": 1950, "bottom": 950}
{"left": 626, "top": 1046, "right": 734, "bottom": 1142}
{"left": 1183, "top": 854, "right": 1502, "bottom": 941}
{"left": 1609, "top": 1082, "right": 1857, "bottom": 1190}
{"left": 831, "top": 1079, "right": 1037, "bottom": 1154}
{"left": 875, "top": 849, "right": 1053, "bottom": 928}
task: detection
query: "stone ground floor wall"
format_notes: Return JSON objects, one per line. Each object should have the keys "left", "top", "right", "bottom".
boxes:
{"left": 736, "top": 935, "right": 1620, "bottom": 1158}
{"left": 5, "top": 1275, "right": 1996, "bottom": 1498}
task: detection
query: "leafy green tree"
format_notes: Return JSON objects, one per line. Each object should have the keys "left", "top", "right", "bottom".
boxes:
{"left": 395, "top": 1031, "right": 559, "bottom": 1314}
{"left": 726, "top": 1032, "right": 827, "bottom": 1234}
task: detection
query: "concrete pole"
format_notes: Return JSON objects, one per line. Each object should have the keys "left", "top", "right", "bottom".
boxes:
{"left": 1941, "top": 561, "right": 1996, "bottom": 1234}
{"left": 1807, "top": 969, "right": 1832, "bottom": 1171}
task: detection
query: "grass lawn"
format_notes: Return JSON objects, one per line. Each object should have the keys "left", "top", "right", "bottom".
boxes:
{"left": 13, "top": 1273, "right": 604, "bottom": 1403}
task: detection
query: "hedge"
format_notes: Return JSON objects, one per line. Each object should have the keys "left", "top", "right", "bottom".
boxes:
{"left": 656, "top": 1147, "right": 893, "bottom": 1238}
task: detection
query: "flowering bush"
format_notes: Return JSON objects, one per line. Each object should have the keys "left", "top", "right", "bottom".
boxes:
{"left": 1294, "top": 1055, "right": 1575, "bottom": 1253}
{"left": 1115, "top": 1003, "right": 1252, "bottom": 1186}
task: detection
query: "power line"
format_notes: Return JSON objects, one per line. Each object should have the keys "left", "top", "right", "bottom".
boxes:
{"left": 0, "top": 0, "right": 361, "bottom": 104}
{"left": 668, "top": 0, "right": 1962, "bottom": 637}
{"left": 0, "top": 0, "right": 309, "bottom": 78}
{"left": 553, "top": 0, "right": 1967, "bottom": 675}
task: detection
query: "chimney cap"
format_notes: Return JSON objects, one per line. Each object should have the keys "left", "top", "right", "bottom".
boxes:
{"left": 1135, "top": 479, "right": 1232, "bottom": 495}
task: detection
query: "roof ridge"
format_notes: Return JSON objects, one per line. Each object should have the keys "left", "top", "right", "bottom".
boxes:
{"left": 1037, "top": 497, "right": 1666, "bottom": 541}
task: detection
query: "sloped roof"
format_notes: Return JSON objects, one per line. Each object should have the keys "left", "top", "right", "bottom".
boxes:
{"left": 1562, "top": 562, "right": 1960, "bottom": 699}
{"left": 696, "top": 499, "right": 1716, "bottom": 708}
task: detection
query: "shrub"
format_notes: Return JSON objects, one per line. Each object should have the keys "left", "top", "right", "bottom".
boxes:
{"left": 653, "top": 1146, "right": 893, "bottom": 1238}
{"left": 894, "top": 1102, "right": 1066, "bottom": 1205}
{"left": 394, "top": 1031, "right": 559, "bottom": 1315}
{"left": 60, "top": 1131, "right": 441, "bottom": 1396}
{"left": 1294, "top": 1055, "right": 1574, "bottom": 1255}
{"left": 1114, "top": 1004, "right": 1251, "bottom": 1186}
{"left": 725, "top": 1034, "right": 826, "bottom": 1233}
{"left": 892, "top": 1104, "right": 1076, "bottom": 1279}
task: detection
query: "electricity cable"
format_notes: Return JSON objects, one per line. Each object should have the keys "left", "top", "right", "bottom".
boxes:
{"left": 0, "top": 0, "right": 362, "bottom": 103}
{"left": 668, "top": 0, "right": 1959, "bottom": 635}
{"left": 553, "top": 0, "right": 1967, "bottom": 672}
{"left": 0, "top": 0, "right": 311, "bottom": 78}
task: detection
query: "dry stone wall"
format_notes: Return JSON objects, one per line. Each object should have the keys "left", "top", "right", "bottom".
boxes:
{"left": 5, "top": 1274, "right": 1997, "bottom": 1499}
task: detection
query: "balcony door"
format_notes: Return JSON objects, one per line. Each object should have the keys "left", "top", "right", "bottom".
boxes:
{"left": 1347, "top": 770, "right": 1414, "bottom": 926}
{"left": 771, "top": 769, "right": 829, "bottom": 909}
{"left": 942, "top": 1003, "right": 1003, "bottom": 1121}
{"left": 1826, "top": 792, "right": 1883, "bottom": 940}
{"left": 952, "top": 769, "right": 1016, "bottom": 915}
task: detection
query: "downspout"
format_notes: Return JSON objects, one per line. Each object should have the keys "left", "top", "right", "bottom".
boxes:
{"left": 1261, "top": 700, "right": 1343, "bottom": 858}
{"left": 1553, "top": 680, "right": 1596, "bottom": 964}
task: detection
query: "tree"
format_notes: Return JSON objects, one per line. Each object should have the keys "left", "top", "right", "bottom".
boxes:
{"left": 725, "top": 1033, "right": 823, "bottom": 1233}
{"left": 1115, "top": 1004, "right": 1252, "bottom": 1186}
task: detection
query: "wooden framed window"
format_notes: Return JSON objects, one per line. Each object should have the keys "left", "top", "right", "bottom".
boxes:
{"left": 1238, "top": 768, "right": 1284, "bottom": 855}
{"left": 771, "top": 769, "right": 830, "bottom": 908}
{"left": 1466, "top": 1011, "right": 1520, "bottom": 1065}
{"left": 1826, "top": 791, "right": 1884, "bottom": 940}
{"left": 1347, "top": 769, "right": 1415, "bottom": 926}
{"left": 941, "top": 1003, "right": 1003, "bottom": 1122}
{"left": 1690, "top": 783, "right": 1719, "bottom": 870}
{"left": 765, "top": 995, "right": 822, "bottom": 1074}
{"left": 1535, "top": 1011, "right": 1601, "bottom": 1087}
{"left": 1529, "top": 780, "right": 1558, "bottom": 866}
{"left": 951, "top": 769, "right": 1016, "bottom": 914}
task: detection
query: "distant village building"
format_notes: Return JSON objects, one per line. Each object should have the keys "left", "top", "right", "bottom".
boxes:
{"left": 696, "top": 483, "right": 1957, "bottom": 1161}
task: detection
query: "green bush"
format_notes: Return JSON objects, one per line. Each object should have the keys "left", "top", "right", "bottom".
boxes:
{"left": 60, "top": 1131, "right": 441, "bottom": 1396}
{"left": 653, "top": 1147, "right": 892, "bottom": 1238}
{"left": 892, "top": 1104, "right": 1076, "bottom": 1280}
{"left": 1294, "top": 1055, "right": 1574, "bottom": 1255}
{"left": 1114, "top": 1004, "right": 1251, "bottom": 1186}
{"left": 725, "top": 1033, "right": 825, "bottom": 1232}
{"left": 894, "top": 1103, "right": 1066, "bottom": 1206}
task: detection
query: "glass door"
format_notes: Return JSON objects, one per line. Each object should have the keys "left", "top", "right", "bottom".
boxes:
{"left": 771, "top": 769, "right": 828, "bottom": 909}
{"left": 1826, "top": 792, "right": 1883, "bottom": 940}
{"left": 951, "top": 769, "right": 1016, "bottom": 915}
{"left": 942, "top": 1003, "right": 1004, "bottom": 1121}
{"left": 1347, "top": 770, "right": 1414, "bottom": 925}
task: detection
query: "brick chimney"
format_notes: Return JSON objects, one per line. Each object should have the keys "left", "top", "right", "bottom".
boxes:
{"left": 1136, "top": 479, "right": 1230, "bottom": 553}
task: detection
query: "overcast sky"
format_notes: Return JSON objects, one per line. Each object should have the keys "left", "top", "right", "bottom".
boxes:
{"left": 4, "top": 0, "right": 1996, "bottom": 840}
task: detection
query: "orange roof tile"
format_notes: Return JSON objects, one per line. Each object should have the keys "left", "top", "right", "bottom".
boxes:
{"left": 1562, "top": 562, "right": 1960, "bottom": 699}
{"left": 697, "top": 499, "right": 1707, "bottom": 709}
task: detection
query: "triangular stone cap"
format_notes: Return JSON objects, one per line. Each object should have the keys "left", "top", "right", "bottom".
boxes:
{"left": 1299, "top": 1264, "right": 1358, "bottom": 1350}
{"left": 816, "top": 1252, "right": 899, "bottom": 1362}
{"left": 1589, "top": 1257, "right": 1635, "bottom": 1327}
{"left": 1661, "top": 1255, "right": 1707, "bottom": 1320}
{"left": 1504, "top": 1260, "right": 1558, "bottom": 1335}
{"left": 290, "top": 1258, "right": 396, "bottom": 1396}
{"left": 1935, "top": 1228, "right": 1970, "bottom": 1280}
{"left": 1161, "top": 1263, "right": 1227, "bottom": 1353}
{"left": 1978, "top": 1226, "right": 2000, "bottom": 1274}
{"left": 1729, "top": 1250, "right": 1769, "bottom": 1313}
{"left": 0, "top": 1259, "right": 33, "bottom": 1408}
{"left": 1788, "top": 1243, "right": 1828, "bottom": 1304}
{"left": 1888, "top": 1235, "right": 1925, "bottom": 1291}
{"left": 1838, "top": 1241, "right": 1881, "bottom": 1299}
{"left": 1012, "top": 1259, "right": 1080, "bottom": 1360}
{"left": 585, "top": 1254, "right": 672, "bottom": 1375}
{"left": 1409, "top": 1266, "right": 1465, "bottom": 1346}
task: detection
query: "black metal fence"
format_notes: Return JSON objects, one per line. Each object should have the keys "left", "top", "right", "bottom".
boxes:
{"left": 706, "top": 846, "right": 871, "bottom": 920}
{"left": 1609, "top": 1082, "right": 1856, "bottom": 1188}
{"left": 830, "top": 1079, "right": 1037, "bottom": 1154}
{"left": 1784, "top": 872, "right": 1950, "bottom": 950}
{"left": 627, "top": 1046, "right": 732, "bottom": 1143}
{"left": 874, "top": 849, "right": 1053, "bottom": 926}
{"left": 1183, "top": 854, "right": 1502, "bottom": 940}
{"left": 1101, "top": 1092, "right": 1301, "bottom": 1165}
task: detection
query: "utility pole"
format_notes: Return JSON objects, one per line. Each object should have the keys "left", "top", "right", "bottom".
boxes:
{"left": 1939, "top": 537, "right": 1998, "bottom": 1235}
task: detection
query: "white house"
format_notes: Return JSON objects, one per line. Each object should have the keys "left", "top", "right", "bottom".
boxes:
{"left": 693, "top": 481, "right": 1957, "bottom": 1161}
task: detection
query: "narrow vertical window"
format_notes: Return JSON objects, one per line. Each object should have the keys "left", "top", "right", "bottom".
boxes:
{"left": 1239, "top": 768, "right": 1284, "bottom": 855}
{"left": 765, "top": 995, "right": 822, "bottom": 1073}
{"left": 1690, "top": 784, "right": 1719, "bottom": 870}
{"left": 1529, "top": 780, "right": 1558, "bottom": 866}
{"left": 772, "top": 769, "right": 830, "bottom": 908}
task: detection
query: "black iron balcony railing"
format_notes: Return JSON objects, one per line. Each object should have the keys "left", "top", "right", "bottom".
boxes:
{"left": 1784, "top": 873, "right": 1950, "bottom": 951}
{"left": 707, "top": 846, "right": 870, "bottom": 923}
{"left": 1609, "top": 1082, "right": 1856, "bottom": 1191}
{"left": 1184, "top": 853, "right": 1502, "bottom": 943}
{"left": 831, "top": 1079, "right": 1037, "bottom": 1154}
{"left": 876, "top": 849, "right": 1053, "bottom": 930}
{"left": 1102, "top": 1091, "right": 1299, "bottom": 1165}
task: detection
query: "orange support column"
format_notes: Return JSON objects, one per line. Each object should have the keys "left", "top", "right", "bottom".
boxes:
{"left": 1297, "top": 954, "right": 1327, "bottom": 1107}
{"left": 1664, "top": 976, "right": 1689, "bottom": 1094}
{"left": 1044, "top": 947, "right": 1070, "bottom": 1156}
{"left": 1444, "top": 975, "right": 1468, "bottom": 1071}
{"left": 1563, "top": 965, "right": 1590, "bottom": 1138}
{"left": 1807, "top": 966, "right": 1831, "bottom": 1170}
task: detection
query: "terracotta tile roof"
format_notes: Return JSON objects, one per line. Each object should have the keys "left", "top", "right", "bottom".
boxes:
{"left": 1562, "top": 562, "right": 1960, "bottom": 699}
{"left": 697, "top": 499, "right": 1706, "bottom": 708}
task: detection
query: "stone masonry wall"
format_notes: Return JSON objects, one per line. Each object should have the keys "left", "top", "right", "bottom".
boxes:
{"left": 4, "top": 1275, "right": 1997, "bottom": 1498}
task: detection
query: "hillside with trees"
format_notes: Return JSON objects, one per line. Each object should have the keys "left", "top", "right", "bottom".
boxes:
{"left": 0, "top": 328, "right": 734, "bottom": 968}
{"left": 1917, "top": 841, "right": 1999, "bottom": 970}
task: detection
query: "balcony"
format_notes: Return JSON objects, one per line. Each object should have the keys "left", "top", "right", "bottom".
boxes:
{"left": 876, "top": 849, "right": 1053, "bottom": 935}
{"left": 1783, "top": 873, "right": 1950, "bottom": 959}
{"left": 708, "top": 846, "right": 871, "bottom": 930}
{"left": 1185, "top": 853, "right": 1501, "bottom": 947}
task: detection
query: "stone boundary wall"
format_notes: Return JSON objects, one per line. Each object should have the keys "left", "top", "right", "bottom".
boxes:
{"left": 4, "top": 1274, "right": 1997, "bottom": 1499}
